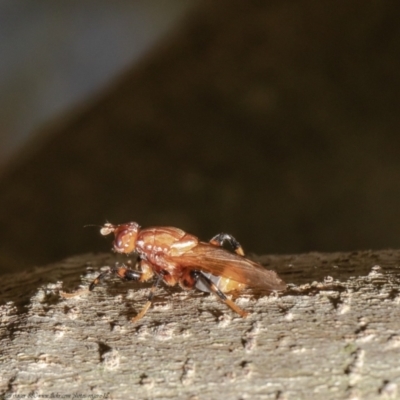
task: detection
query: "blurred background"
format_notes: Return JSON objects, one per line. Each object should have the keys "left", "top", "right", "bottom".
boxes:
{"left": 0, "top": 0, "right": 400, "bottom": 274}
{"left": 0, "top": 0, "right": 193, "bottom": 169}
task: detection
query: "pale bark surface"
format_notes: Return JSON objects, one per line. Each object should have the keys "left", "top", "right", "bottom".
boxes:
{"left": 1, "top": 250, "right": 400, "bottom": 399}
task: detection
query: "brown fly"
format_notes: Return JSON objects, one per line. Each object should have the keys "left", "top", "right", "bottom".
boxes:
{"left": 62, "top": 222, "right": 286, "bottom": 321}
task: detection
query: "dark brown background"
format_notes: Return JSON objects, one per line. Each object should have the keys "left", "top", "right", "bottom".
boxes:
{"left": 1, "top": 0, "right": 400, "bottom": 273}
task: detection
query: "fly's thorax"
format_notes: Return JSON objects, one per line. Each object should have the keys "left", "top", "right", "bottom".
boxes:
{"left": 136, "top": 227, "right": 198, "bottom": 258}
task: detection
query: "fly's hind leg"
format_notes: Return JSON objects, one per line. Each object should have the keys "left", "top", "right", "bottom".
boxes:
{"left": 191, "top": 271, "right": 248, "bottom": 318}
{"left": 209, "top": 233, "right": 245, "bottom": 256}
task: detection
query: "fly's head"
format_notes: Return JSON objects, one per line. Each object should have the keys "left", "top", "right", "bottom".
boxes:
{"left": 100, "top": 222, "right": 140, "bottom": 254}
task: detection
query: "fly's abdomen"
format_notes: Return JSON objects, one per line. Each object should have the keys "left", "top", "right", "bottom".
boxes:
{"left": 195, "top": 273, "right": 245, "bottom": 293}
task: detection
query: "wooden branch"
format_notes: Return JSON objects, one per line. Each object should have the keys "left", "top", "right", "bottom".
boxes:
{"left": 1, "top": 250, "right": 400, "bottom": 399}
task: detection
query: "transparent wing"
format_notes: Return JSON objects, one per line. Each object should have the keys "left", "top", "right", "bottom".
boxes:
{"left": 172, "top": 243, "right": 286, "bottom": 291}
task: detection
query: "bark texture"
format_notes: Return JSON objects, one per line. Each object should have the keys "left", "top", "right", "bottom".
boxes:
{"left": 1, "top": 250, "right": 400, "bottom": 399}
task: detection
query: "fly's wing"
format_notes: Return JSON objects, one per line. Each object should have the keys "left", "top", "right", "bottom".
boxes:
{"left": 172, "top": 242, "right": 286, "bottom": 291}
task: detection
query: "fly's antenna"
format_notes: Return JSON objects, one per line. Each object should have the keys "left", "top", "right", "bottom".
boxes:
{"left": 83, "top": 223, "right": 116, "bottom": 236}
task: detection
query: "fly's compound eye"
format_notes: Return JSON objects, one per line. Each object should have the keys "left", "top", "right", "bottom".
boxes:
{"left": 113, "top": 229, "right": 137, "bottom": 254}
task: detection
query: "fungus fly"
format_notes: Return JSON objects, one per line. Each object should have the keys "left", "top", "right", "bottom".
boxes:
{"left": 63, "top": 222, "right": 286, "bottom": 321}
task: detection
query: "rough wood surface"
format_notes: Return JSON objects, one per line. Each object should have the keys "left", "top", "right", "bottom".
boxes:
{"left": 1, "top": 250, "right": 400, "bottom": 400}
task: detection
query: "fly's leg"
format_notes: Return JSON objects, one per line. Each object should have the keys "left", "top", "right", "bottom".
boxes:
{"left": 60, "top": 263, "right": 142, "bottom": 298}
{"left": 209, "top": 233, "right": 245, "bottom": 256}
{"left": 191, "top": 271, "right": 248, "bottom": 318}
{"left": 132, "top": 273, "right": 164, "bottom": 323}
{"left": 62, "top": 258, "right": 159, "bottom": 322}
{"left": 89, "top": 264, "right": 142, "bottom": 291}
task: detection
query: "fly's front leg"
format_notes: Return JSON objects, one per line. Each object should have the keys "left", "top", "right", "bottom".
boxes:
{"left": 89, "top": 264, "right": 142, "bottom": 291}
{"left": 209, "top": 233, "right": 245, "bottom": 256}
{"left": 60, "top": 262, "right": 143, "bottom": 298}
{"left": 131, "top": 270, "right": 163, "bottom": 323}
{"left": 191, "top": 270, "right": 248, "bottom": 318}
{"left": 62, "top": 257, "right": 159, "bottom": 322}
